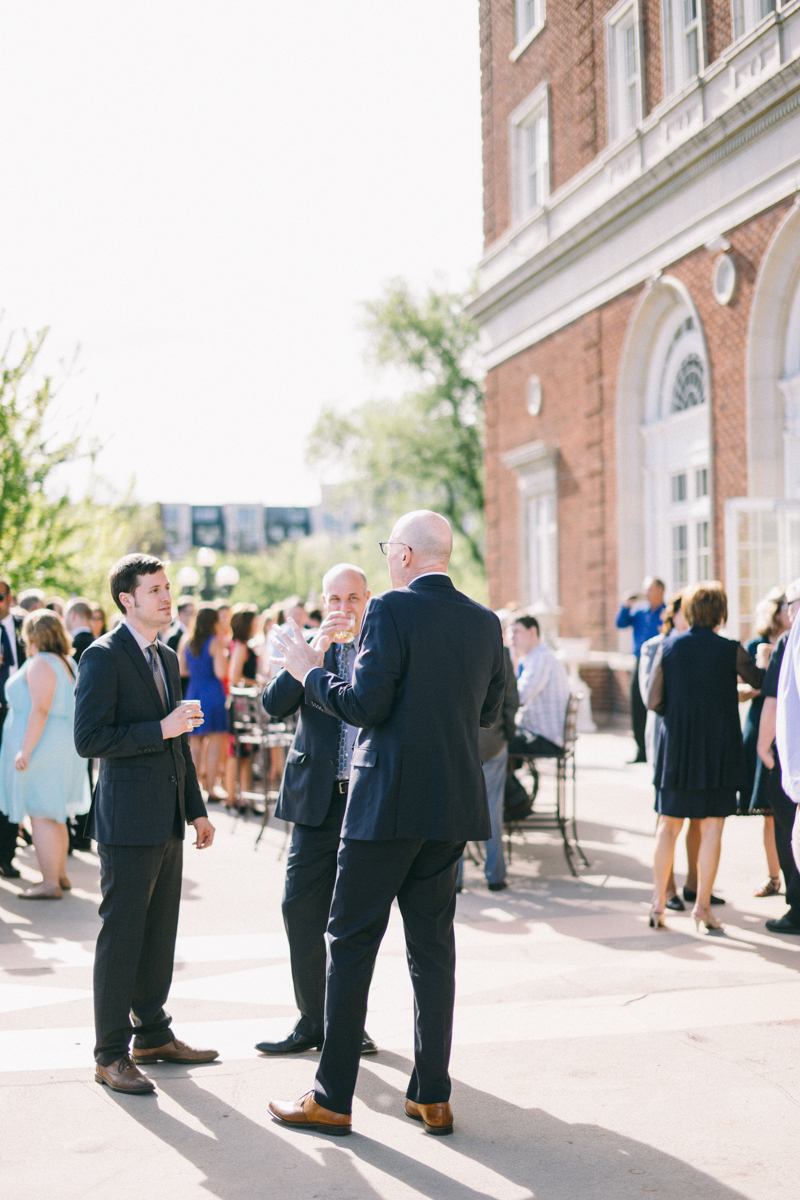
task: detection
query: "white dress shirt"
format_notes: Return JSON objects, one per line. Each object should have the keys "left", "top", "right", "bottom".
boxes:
{"left": 515, "top": 643, "right": 571, "bottom": 748}
{"left": 777, "top": 614, "right": 800, "bottom": 802}
{"left": 124, "top": 619, "right": 171, "bottom": 707}
{"left": 0, "top": 613, "right": 19, "bottom": 672}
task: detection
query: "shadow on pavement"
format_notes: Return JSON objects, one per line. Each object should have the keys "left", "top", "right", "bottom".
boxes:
{"left": 106, "top": 1053, "right": 751, "bottom": 1200}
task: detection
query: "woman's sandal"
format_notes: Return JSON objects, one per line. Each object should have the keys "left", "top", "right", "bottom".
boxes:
{"left": 753, "top": 877, "right": 781, "bottom": 897}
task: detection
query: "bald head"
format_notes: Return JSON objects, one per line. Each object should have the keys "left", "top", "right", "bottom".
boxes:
{"left": 322, "top": 563, "right": 368, "bottom": 596}
{"left": 386, "top": 510, "right": 453, "bottom": 588}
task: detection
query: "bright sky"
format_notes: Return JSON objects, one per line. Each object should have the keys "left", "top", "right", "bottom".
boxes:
{"left": 0, "top": 2, "right": 482, "bottom": 508}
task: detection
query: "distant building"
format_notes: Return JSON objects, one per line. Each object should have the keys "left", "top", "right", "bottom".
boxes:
{"left": 473, "top": 0, "right": 800, "bottom": 643}
{"left": 159, "top": 495, "right": 359, "bottom": 559}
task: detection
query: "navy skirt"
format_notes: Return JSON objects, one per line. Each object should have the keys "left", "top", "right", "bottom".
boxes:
{"left": 655, "top": 788, "right": 738, "bottom": 819}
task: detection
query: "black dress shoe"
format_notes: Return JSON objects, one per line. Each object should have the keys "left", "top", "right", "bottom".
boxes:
{"left": 765, "top": 913, "right": 800, "bottom": 934}
{"left": 0, "top": 860, "right": 21, "bottom": 879}
{"left": 683, "top": 888, "right": 725, "bottom": 905}
{"left": 665, "top": 895, "right": 686, "bottom": 912}
{"left": 487, "top": 879, "right": 509, "bottom": 892}
{"left": 255, "top": 1030, "right": 379, "bottom": 1056}
{"left": 255, "top": 1031, "right": 322, "bottom": 1056}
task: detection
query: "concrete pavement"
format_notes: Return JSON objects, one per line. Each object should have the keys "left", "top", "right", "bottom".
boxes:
{"left": 1, "top": 730, "right": 799, "bottom": 1199}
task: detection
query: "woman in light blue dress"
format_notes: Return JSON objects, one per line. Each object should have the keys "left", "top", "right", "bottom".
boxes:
{"left": 0, "top": 610, "right": 91, "bottom": 898}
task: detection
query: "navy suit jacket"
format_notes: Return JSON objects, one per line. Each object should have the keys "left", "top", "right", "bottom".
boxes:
{"left": 263, "top": 644, "right": 343, "bottom": 827}
{"left": 304, "top": 574, "right": 505, "bottom": 842}
{"left": 73, "top": 623, "right": 207, "bottom": 845}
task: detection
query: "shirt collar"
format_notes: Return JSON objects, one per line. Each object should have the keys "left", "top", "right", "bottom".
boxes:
{"left": 70, "top": 625, "right": 93, "bottom": 637}
{"left": 124, "top": 618, "right": 159, "bottom": 652}
{"left": 412, "top": 571, "right": 449, "bottom": 581}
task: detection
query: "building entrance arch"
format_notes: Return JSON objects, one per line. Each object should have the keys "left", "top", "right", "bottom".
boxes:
{"left": 616, "top": 275, "right": 711, "bottom": 603}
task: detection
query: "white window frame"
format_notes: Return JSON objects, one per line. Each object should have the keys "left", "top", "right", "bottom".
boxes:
{"left": 509, "top": 84, "right": 550, "bottom": 225}
{"left": 606, "top": 0, "right": 643, "bottom": 144}
{"left": 662, "top": 0, "right": 706, "bottom": 96}
{"left": 731, "top": 0, "right": 776, "bottom": 40}
{"left": 511, "top": 0, "right": 546, "bottom": 61}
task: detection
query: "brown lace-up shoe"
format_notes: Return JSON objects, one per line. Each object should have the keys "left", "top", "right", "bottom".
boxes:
{"left": 132, "top": 1037, "right": 218, "bottom": 1064}
{"left": 269, "top": 1092, "right": 352, "bottom": 1136}
{"left": 95, "top": 1054, "right": 155, "bottom": 1094}
{"left": 405, "top": 1099, "right": 454, "bottom": 1135}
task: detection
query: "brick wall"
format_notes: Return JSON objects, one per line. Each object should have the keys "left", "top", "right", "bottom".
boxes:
{"left": 480, "top": 0, "right": 737, "bottom": 249}
{"left": 485, "top": 200, "right": 792, "bottom": 645}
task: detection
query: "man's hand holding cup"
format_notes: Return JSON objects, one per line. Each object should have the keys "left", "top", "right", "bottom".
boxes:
{"left": 161, "top": 699, "right": 204, "bottom": 739}
{"left": 310, "top": 610, "right": 356, "bottom": 655}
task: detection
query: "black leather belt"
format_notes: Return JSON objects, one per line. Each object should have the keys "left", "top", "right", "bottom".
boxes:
{"left": 334, "top": 779, "right": 349, "bottom": 795}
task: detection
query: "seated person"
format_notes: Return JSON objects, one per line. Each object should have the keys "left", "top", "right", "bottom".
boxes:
{"left": 508, "top": 615, "right": 571, "bottom": 757}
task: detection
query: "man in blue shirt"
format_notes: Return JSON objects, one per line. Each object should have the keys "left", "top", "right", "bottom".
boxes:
{"left": 616, "top": 576, "right": 665, "bottom": 763}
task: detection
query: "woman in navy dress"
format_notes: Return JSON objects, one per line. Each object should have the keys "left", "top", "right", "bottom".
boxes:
{"left": 178, "top": 605, "right": 229, "bottom": 798}
{"left": 646, "top": 582, "right": 764, "bottom": 933}
{"left": 738, "top": 590, "right": 790, "bottom": 896}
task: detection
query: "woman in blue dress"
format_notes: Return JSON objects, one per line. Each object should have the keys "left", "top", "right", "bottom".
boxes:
{"left": 0, "top": 610, "right": 91, "bottom": 899}
{"left": 178, "top": 604, "right": 229, "bottom": 797}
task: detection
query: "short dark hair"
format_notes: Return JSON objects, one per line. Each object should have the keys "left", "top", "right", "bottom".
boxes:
{"left": 230, "top": 603, "right": 258, "bottom": 642}
{"left": 514, "top": 614, "right": 540, "bottom": 634}
{"left": 108, "top": 554, "right": 166, "bottom": 614}
{"left": 176, "top": 595, "right": 195, "bottom": 614}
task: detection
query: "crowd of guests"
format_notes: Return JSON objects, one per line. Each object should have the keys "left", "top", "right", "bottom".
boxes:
{"left": 620, "top": 576, "right": 800, "bottom": 935}
{"left": 0, "top": 577, "right": 326, "bottom": 895}
{"left": 3, "top": 566, "right": 800, "bottom": 935}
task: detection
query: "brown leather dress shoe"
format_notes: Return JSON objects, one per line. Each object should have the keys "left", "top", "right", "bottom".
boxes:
{"left": 269, "top": 1092, "right": 351, "bottom": 1136}
{"left": 131, "top": 1037, "right": 218, "bottom": 1064}
{"left": 405, "top": 1099, "right": 454, "bottom": 1135}
{"left": 95, "top": 1054, "right": 155, "bottom": 1094}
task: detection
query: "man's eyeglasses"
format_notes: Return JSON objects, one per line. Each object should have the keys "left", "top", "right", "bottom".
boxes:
{"left": 0, "top": 590, "right": 9, "bottom": 601}
{"left": 379, "top": 542, "right": 411, "bottom": 556}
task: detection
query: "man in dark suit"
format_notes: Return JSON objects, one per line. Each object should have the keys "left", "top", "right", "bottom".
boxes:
{"left": 268, "top": 510, "right": 505, "bottom": 1137}
{"left": 64, "top": 598, "right": 97, "bottom": 852}
{"left": 256, "top": 564, "right": 377, "bottom": 1058}
{"left": 64, "top": 597, "right": 95, "bottom": 665}
{"left": 74, "top": 554, "right": 218, "bottom": 1096}
{"left": 166, "top": 597, "right": 195, "bottom": 696}
{"left": 0, "top": 578, "right": 26, "bottom": 878}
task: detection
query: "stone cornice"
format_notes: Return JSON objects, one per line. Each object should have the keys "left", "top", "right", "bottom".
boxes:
{"left": 469, "top": 7, "right": 800, "bottom": 332}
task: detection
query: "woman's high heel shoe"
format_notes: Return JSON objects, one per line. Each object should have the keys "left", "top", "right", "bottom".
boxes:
{"left": 649, "top": 905, "right": 667, "bottom": 929}
{"left": 692, "top": 905, "right": 723, "bottom": 934}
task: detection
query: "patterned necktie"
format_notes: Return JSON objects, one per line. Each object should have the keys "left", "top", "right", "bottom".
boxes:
{"left": 146, "top": 644, "right": 168, "bottom": 713}
{"left": 335, "top": 642, "right": 351, "bottom": 778}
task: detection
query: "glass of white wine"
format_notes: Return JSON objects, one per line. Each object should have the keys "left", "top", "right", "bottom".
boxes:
{"left": 331, "top": 615, "right": 356, "bottom": 644}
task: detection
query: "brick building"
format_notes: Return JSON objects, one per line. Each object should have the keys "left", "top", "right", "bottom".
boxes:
{"left": 471, "top": 0, "right": 800, "bottom": 652}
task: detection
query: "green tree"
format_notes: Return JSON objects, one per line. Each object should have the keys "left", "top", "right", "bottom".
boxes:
{"left": 308, "top": 280, "right": 485, "bottom": 568}
{"left": 0, "top": 329, "right": 82, "bottom": 587}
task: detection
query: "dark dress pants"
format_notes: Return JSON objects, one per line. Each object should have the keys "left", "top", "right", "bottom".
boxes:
{"left": 93, "top": 823, "right": 183, "bottom": 1065}
{"left": 314, "top": 836, "right": 465, "bottom": 1117}
{"left": 630, "top": 666, "right": 647, "bottom": 759}
{"left": 0, "top": 707, "right": 19, "bottom": 862}
{"left": 765, "top": 753, "right": 800, "bottom": 913}
{"left": 282, "top": 788, "right": 347, "bottom": 1039}
{"left": 507, "top": 730, "right": 561, "bottom": 757}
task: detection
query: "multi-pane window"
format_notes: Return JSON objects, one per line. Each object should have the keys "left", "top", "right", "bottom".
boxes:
{"left": 696, "top": 520, "right": 710, "bottom": 580}
{"left": 672, "top": 524, "right": 689, "bottom": 585}
{"left": 732, "top": 0, "right": 776, "bottom": 39}
{"left": 516, "top": 0, "right": 545, "bottom": 44}
{"left": 522, "top": 111, "right": 549, "bottom": 213}
{"left": 663, "top": 0, "right": 702, "bottom": 95}
{"left": 696, "top": 467, "right": 708, "bottom": 498}
{"left": 512, "top": 89, "right": 550, "bottom": 219}
{"left": 607, "top": 2, "right": 642, "bottom": 142}
{"left": 671, "top": 472, "right": 687, "bottom": 503}
{"left": 527, "top": 492, "right": 558, "bottom": 608}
